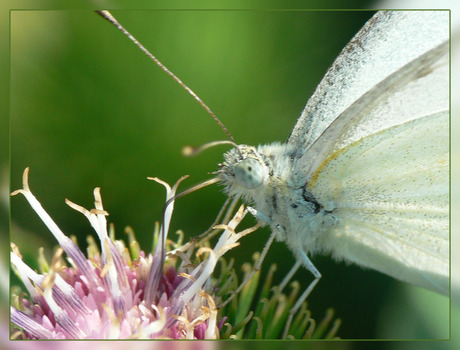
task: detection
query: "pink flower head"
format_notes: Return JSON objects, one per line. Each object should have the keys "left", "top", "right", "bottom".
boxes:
{"left": 10, "top": 168, "right": 256, "bottom": 339}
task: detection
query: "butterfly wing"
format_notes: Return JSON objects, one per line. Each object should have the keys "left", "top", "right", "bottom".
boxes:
{"left": 310, "top": 111, "right": 449, "bottom": 295}
{"left": 298, "top": 13, "right": 449, "bottom": 294}
{"left": 301, "top": 39, "right": 449, "bottom": 183}
{"left": 288, "top": 11, "right": 449, "bottom": 153}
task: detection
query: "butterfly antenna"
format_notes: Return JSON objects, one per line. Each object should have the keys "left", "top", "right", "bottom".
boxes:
{"left": 97, "top": 10, "right": 236, "bottom": 145}
{"left": 182, "top": 140, "right": 240, "bottom": 157}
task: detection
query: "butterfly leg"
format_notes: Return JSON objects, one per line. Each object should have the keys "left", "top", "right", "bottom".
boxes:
{"left": 246, "top": 206, "right": 271, "bottom": 223}
{"left": 278, "top": 260, "right": 302, "bottom": 292}
{"left": 282, "top": 248, "right": 321, "bottom": 338}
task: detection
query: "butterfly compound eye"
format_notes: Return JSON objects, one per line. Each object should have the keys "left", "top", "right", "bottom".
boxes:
{"left": 234, "top": 158, "right": 264, "bottom": 189}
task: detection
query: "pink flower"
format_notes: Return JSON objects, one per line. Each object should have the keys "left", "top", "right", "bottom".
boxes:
{"left": 10, "top": 168, "right": 255, "bottom": 339}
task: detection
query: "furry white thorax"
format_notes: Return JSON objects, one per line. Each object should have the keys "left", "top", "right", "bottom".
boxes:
{"left": 218, "top": 142, "right": 337, "bottom": 257}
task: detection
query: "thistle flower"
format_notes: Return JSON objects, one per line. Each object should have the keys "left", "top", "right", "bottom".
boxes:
{"left": 10, "top": 168, "right": 258, "bottom": 339}
{"left": 10, "top": 168, "right": 341, "bottom": 340}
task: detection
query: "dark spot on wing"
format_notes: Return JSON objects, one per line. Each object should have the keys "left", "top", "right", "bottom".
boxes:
{"left": 301, "top": 186, "right": 335, "bottom": 215}
{"left": 302, "top": 187, "right": 321, "bottom": 214}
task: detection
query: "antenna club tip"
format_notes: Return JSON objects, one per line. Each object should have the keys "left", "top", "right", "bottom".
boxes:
{"left": 182, "top": 145, "right": 195, "bottom": 157}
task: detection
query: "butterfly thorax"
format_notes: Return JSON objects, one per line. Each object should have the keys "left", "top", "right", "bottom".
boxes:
{"left": 218, "top": 143, "right": 337, "bottom": 255}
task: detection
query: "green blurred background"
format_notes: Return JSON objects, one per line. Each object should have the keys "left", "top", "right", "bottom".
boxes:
{"left": 6, "top": 2, "right": 452, "bottom": 344}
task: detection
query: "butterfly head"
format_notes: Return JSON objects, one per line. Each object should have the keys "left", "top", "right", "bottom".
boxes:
{"left": 218, "top": 145, "right": 268, "bottom": 197}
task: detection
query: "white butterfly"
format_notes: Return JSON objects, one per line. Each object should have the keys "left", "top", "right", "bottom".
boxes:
{"left": 99, "top": 9, "right": 449, "bottom": 335}
{"left": 218, "top": 10, "right": 449, "bottom": 299}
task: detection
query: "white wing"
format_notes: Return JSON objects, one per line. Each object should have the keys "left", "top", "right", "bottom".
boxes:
{"left": 288, "top": 11, "right": 449, "bottom": 153}
{"left": 301, "top": 25, "right": 450, "bottom": 294}
{"left": 309, "top": 111, "right": 449, "bottom": 295}
{"left": 301, "top": 39, "right": 448, "bottom": 182}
